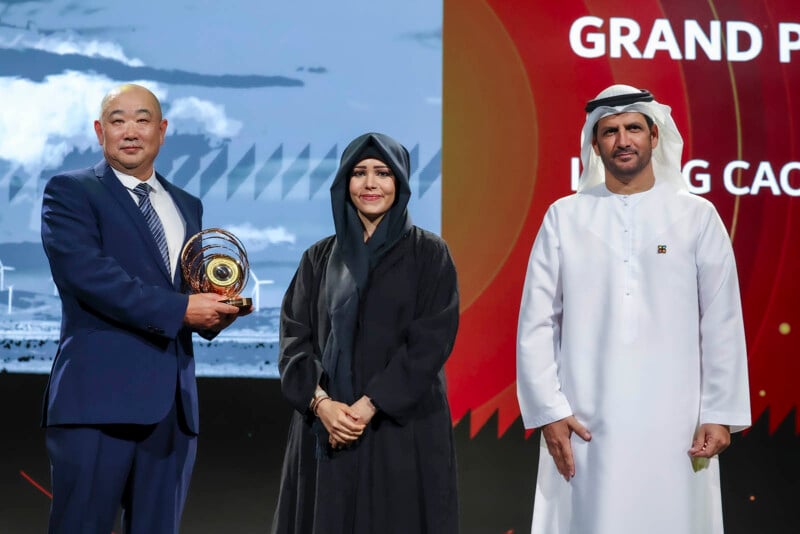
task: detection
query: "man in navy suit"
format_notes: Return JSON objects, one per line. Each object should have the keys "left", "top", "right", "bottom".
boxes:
{"left": 41, "top": 84, "right": 246, "bottom": 533}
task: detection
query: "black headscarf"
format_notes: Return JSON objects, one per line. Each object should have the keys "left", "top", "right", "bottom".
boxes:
{"left": 322, "top": 132, "right": 413, "bottom": 405}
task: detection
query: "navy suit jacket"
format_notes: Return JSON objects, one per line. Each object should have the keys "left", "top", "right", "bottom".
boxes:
{"left": 41, "top": 161, "right": 202, "bottom": 434}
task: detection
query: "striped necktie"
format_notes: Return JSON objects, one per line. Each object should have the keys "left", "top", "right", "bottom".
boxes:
{"left": 132, "top": 183, "right": 171, "bottom": 272}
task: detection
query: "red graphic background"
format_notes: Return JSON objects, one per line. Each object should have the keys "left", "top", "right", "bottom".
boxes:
{"left": 442, "top": 0, "right": 800, "bottom": 437}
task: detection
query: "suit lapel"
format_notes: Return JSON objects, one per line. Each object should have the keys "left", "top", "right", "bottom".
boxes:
{"left": 158, "top": 174, "right": 200, "bottom": 289}
{"left": 95, "top": 161, "right": 173, "bottom": 284}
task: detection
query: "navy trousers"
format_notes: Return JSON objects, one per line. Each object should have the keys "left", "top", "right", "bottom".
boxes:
{"left": 46, "top": 401, "right": 197, "bottom": 534}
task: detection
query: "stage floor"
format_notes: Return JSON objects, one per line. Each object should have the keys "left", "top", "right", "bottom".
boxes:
{"left": 1, "top": 373, "right": 796, "bottom": 533}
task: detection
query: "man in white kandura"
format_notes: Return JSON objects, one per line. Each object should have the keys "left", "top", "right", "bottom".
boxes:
{"left": 516, "top": 84, "right": 751, "bottom": 534}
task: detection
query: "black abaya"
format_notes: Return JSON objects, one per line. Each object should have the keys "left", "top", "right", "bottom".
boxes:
{"left": 272, "top": 226, "right": 460, "bottom": 534}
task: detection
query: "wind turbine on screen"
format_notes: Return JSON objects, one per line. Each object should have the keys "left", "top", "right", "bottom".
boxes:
{"left": 0, "top": 258, "right": 14, "bottom": 291}
{"left": 250, "top": 270, "right": 274, "bottom": 312}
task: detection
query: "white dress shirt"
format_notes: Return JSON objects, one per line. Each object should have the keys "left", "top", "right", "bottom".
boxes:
{"left": 112, "top": 168, "right": 186, "bottom": 279}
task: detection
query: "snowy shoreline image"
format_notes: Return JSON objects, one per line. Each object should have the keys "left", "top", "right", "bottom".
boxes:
{"left": 0, "top": 288, "right": 281, "bottom": 377}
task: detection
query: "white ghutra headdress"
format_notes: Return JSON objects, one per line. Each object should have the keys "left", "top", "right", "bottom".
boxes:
{"left": 578, "top": 84, "right": 686, "bottom": 193}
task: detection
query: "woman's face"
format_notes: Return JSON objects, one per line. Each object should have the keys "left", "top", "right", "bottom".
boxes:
{"left": 349, "top": 158, "right": 396, "bottom": 222}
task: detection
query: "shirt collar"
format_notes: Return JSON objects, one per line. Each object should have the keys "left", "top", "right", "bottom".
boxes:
{"left": 110, "top": 167, "right": 163, "bottom": 194}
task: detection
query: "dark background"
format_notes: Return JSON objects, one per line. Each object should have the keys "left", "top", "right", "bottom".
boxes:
{"left": 1, "top": 372, "right": 797, "bottom": 533}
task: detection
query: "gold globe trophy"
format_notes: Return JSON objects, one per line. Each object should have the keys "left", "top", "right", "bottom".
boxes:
{"left": 180, "top": 228, "right": 252, "bottom": 308}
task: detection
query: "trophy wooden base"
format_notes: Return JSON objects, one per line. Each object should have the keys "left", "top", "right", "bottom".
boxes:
{"left": 223, "top": 297, "right": 253, "bottom": 309}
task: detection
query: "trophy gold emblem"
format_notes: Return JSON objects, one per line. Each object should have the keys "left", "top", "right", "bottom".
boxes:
{"left": 180, "top": 228, "right": 252, "bottom": 308}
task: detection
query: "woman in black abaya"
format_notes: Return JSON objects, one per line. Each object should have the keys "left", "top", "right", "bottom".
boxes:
{"left": 272, "top": 132, "right": 460, "bottom": 534}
